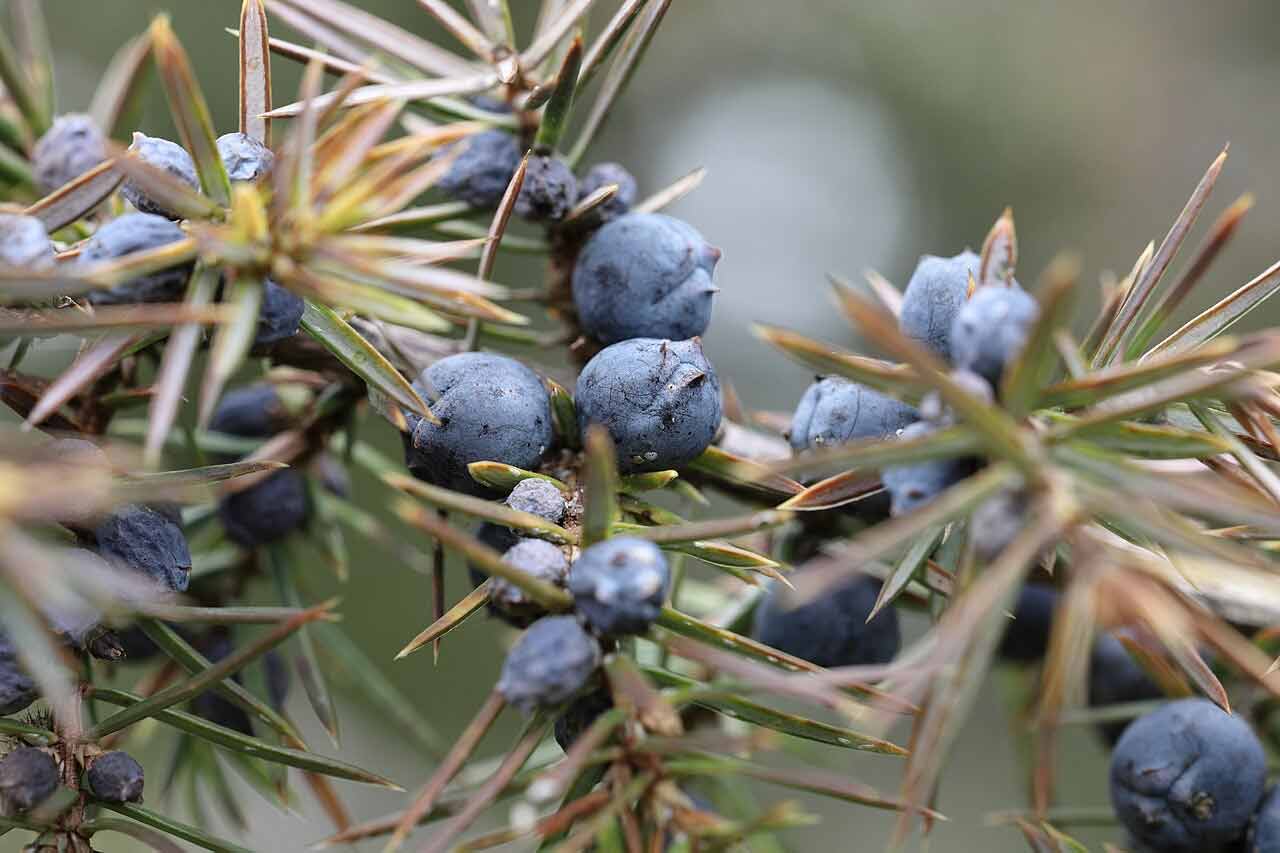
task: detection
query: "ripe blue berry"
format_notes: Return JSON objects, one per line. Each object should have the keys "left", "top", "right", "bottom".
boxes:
{"left": 996, "top": 583, "right": 1057, "bottom": 664}
{"left": 404, "top": 353, "right": 554, "bottom": 496}
{"left": 575, "top": 338, "right": 721, "bottom": 473}
{"left": 572, "top": 213, "right": 720, "bottom": 344}
{"left": 497, "top": 616, "right": 601, "bottom": 714}
{"left": 506, "top": 478, "right": 567, "bottom": 523}
{"left": 1248, "top": 786, "right": 1280, "bottom": 853}
{"left": 437, "top": 130, "right": 521, "bottom": 208}
{"left": 488, "top": 539, "right": 570, "bottom": 628}
{"left": 1110, "top": 698, "right": 1265, "bottom": 852}
{"left": 209, "top": 383, "right": 289, "bottom": 439}
{"left": 752, "top": 573, "right": 899, "bottom": 668}
{"left": 569, "top": 537, "right": 670, "bottom": 637}
{"left": 0, "top": 214, "right": 54, "bottom": 269}
{"left": 515, "top": 155, "right": 577, "bottom": 222}
{"left": 32, "top": 113, "right": 106, "bottom": 193}
{"left": 219, "top": 469, "right": 310, "bottom": 548}
{"left": 949, "top": 285, "right": 1039, "bottom": 385}
{"left": 252, "top": 280, "right": 305, "bottom": 349}
{"left": 576, "top": 162, "right": 637, "bottom": 225}
{"left": 0, "top": 630, "right": 37, "bottom": 715}
{"left": 78, "top": 213, "right": 193, "bottom": 306}
{"left": 217, "top": 132, "right": 275, "bottom": 183}
{"left": 788, "top": 377, "right": 916, "bottom": 452}
{"left": 122, "top": 133, "right": 199, "bottom": 220}
{"left": 1088, "top": 632, "right": 1162, "bottom": 745}
{"left": 93, "top": 504, "right": 192, "bottom": 593}
{"left": 554, "top": 687, "right": 614, "bottom": 752}
{"left": 0, "top": 748, "right": 58, "bottom": 814}
{"left": 899, "top": 250, "right": 978, "bottom": 360}
{"left": 881, "top": 422, "right": 974, "bottom": 516}
{"left": 87, "top": 751, "right": 145, "bottom": 803}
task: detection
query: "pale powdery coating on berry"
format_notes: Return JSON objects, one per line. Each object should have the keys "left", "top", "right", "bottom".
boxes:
{"left": 122, "top": 133, "right": 199, "bottom": 220}
{"left": 209, "top": 383, "right": 287, "bottom": 439}
{"left": 950, "top": 285, "right": 1039, "bottom": 385}
{"left": 253, "top": 281, "right": 304, "bottom": 348}
{"left": 405, "top": 352, "right": 554, "bottom": 496}
{"left": 0, "top": 748, "right": 59, "bottom": 814}
{"left": 1248, "top": 786, "right": 1280, "bottom": 852}
{"left": 0, "top": 630, "right": 37, "bottom": 716}
{"left": 515, "top": 155, "right": 577, "bottom": 222}
{"left": 94, "top": 505, "right": 191, "bottom": 593}
{"left": 881, "top": 422, "right": 974, "bottom": 517}
{"left": 752, "top": 573, "right": 899, "bottom": 668}
{"left": 572, "top": 213, "right": 720, "bottom": 344}
{"left": 32, "top": 114, "right": 107, "bottom": 193}
{"left": 488, "top": 539, "right": 570, "bottom": 627}
{"left": 0, "top": 214, "right": 54, "bottom": 269}
{"left": 437, "top": 130, "right": 521, "bottom": 208}
{"left": 505, "top": 478, "right": 567, "bottom": 523}
{"left": 218, "top": 469, "right": 310, "bottom": 547}
{"left": 78, "top": 213, "right": 193, "bottom": 306}
{"left": 1088, "top": 632, "right": 1163, "bottom": 745}
{"left": 87, "top": 751, "right": 145, "bottom": 803}
{"left": 569, "top": 537, "right": 670, "bottom": 637}
{"left": 497, "top": 616, "right": 601, "bottom": 714}
{"left": 575, "top": 338, "right": 722, "bottom": 474}
{"left": 217, "top": 132, "right": 276, "bottom": 183}
{"left": 576, "top": 162, "right": 637, "bottom": 225}
{"left": 788, "top": 377, "right": 917, "bottom": 452}
{"left": 899, "top": 250, "right": 978, "bottom": 361}
{"left": 1110, "top": 698, "right": 1266, "bottom": 852}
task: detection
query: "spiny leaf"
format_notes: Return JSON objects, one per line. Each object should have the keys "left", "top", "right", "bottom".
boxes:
{"left": 264, "top": 73, "right": 499, "bottom": 119}
{"left": 978, "top": 207, "right": 1017, "bottom": 288}
{"left": 1097, "top": 147, "right": 1227, "bottom": 364}
{"left": 581, "top": 424, "right": 620, "bottom": 548}
{"left": 23, "top": 332, "right": 145, "bottom": 428}
{"left": 85, "top": 601, "right": 335, "bottom": 738}
{"left": 150, "top": 16, "right": 231, "bottom": 206}
{"left": 89, "top": 32, "right": 154, "bottom": 140}
{"left": 138, "top": 617, "right": 306, "bottom": 747}
{"left": 91, "top": 689, "right": 398, "bottom": 788}
{"left": 868, "top": 526, "right": 945, "bottom": 622}
{"left": 0, "top": 303, "right": 228, "bottom": 333}
{"left": 144, "top": 264, "right": 219, "bottom": 468}
{"left": 467, "top": 461, "right": 570, "bottom": 494}
{"left": 579, "top": 0, "right": 645, "bottom": 88}
{"left": 1148, "top": 257, "right": 1280, "bottom": 359}
{"left": 1130, "top": 194, "right": 1253, "bottom": 357}
{"left": 395, "top": 580, "right": 491, "bottom": 660}
{"left": 0, "top": 19, "right": 45, "bottom": 134}
{"left": 386, "top": 471, "right": 575, "bottom": 542}
{"left": 100, "top": 803, "right": 253, "bottom": 853}
{"left": 686, "top": 445, "right": 803, "bottom": 503}
{"left": 523, "top": 0, "right": 595, "bottom": 69}
{"left": 632, "top": 165, "right": 706, "bottom": 215}
{"left": 393, "top": 499, "right": 573, "bottom": 610}
{"left": 775, "top": 471, "right": 883, "bottom": 512}
{"left": 198, "top": 274, "right": 264, "bottom": 429}
{"left": 418, "top": 0, "right": 495, "bottom": 60}
{"left": 534, "top": 35, "right": 583, "bottom": 152}
{"left": 752, "top": 323, "right": 926, "bottom": 400}
{"left": 269, "top": 0, "right": 476, "bottom": 77}
{"left": 269, "top": 545, "right": 341, "bottom": 746}
{"left": 300, "top": 300, "right": 434, "bottom": 421}
{"left": 774, "top": 424, "right": 979, "bottom": 481}
{"left": 546, "top": 377, "right": 579, "bottom": 449}
{"left": 239, "top": 0, "right": 272, "bottom": 144}
{"left": 567, "top": 0, "right": 671, "bottom": 166}
{"left": 24, "top": 158, "right": 123, "bottom": 231}
{"left": 1001, "top": 257, "right": 1079, "bottom": 416}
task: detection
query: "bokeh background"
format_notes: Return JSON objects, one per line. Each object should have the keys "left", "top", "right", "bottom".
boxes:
{"left": 13, "top": 1, "right": 1280, "bottom": 850}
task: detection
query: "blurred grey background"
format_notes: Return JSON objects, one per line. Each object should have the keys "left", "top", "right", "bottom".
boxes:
{"left": 15, "top": 0, "right": 1280, "bottom": 850}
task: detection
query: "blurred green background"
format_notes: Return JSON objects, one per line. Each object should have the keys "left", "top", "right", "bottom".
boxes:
{"left": 13, "top": 1, "right": 1280, "bottom": 850}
